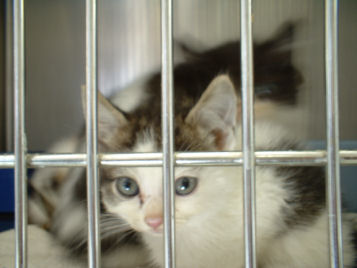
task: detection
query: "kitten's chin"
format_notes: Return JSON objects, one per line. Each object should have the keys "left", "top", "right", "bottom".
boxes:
{"left": 144, "top": 227, "right": 164, "bottom": 237}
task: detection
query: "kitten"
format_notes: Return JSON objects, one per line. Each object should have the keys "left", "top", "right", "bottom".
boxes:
{"left": 29, "top": 23, "right": 356, "bottom": 268}
{"left": 97, "top": 74, "right": 355, "bottom": 268}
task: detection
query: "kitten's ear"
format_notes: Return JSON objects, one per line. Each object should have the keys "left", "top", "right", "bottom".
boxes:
{"left": 185, "top": 75, "right": 238, "bottom": 150}
{"left": 81, "top": 86, "right": 128, "bottom": 146}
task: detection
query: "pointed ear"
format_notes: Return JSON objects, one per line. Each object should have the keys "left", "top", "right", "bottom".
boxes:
{"left": 81, "top": 86, "right": 128, "bottom": 146}
{"left": 185, "top": 75, "right": 238, "bottom": 150}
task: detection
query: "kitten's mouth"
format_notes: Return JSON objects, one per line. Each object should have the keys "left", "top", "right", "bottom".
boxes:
{"left": 144, "top": 226, "right": 163, "bottom": 236}
{"left": 150, "top": 227, "right": 163, "bottom": 235}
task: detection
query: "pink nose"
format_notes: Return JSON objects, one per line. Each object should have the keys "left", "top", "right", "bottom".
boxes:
{"left": 145, "top": 216, "right": 163, "bottom": 230}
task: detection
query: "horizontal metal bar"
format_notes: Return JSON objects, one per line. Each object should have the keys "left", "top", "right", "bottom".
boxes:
{"left": 0, "top": 151, "right": 357, "bottom": 168}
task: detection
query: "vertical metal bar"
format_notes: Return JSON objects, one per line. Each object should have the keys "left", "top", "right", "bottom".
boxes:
{"left": 240, "top": 1, "right": 256, "bottom": 268}
{"left": 325, "top": 1, "right": 343, "bottom": 267}
{"left": 6, "top": 0, "right": 14, "bottom": 151}
{"left": 13, "top": 0, "right": 27, "bottom": 267}
{"left": 86, "top": 0, "right": 101, "bottom": 267}
{"left": 160, "top": 0, "right": 176, "bottom": 267}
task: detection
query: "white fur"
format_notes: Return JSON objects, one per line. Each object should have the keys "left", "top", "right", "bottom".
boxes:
{"left": 261, "top": 213, "right": 355, "bottom": 268}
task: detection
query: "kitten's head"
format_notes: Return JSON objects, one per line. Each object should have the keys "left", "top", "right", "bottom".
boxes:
{"left": 89, "top": 75, "right": 239, "bottom": 236}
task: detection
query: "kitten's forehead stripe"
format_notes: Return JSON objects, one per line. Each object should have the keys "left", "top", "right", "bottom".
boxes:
{"left": 133, "top": 129, "right": 159, "bottom": 152}
{"left": 104, "top": 112, "right": 211, "bottom": 153}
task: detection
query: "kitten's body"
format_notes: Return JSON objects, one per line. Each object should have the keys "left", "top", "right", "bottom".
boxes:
{"left": 29, "top": 24, "right": 356, "bottom": 267}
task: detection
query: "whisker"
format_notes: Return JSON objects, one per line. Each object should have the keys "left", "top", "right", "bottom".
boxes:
{"left": 101, "top": 225, "right": 132, "bottom": 235}
{"left": 100, "top": 218, "right": 130, "bottom": 228}
{"left": 101, "top": 229, "right": 136, "bottom": 245}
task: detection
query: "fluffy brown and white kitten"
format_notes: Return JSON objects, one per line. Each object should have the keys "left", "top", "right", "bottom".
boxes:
{"left": 29, "top": 24, "right": 356, "bottom": 268}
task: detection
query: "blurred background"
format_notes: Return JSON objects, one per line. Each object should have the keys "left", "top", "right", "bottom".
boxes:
{"left": 0, "top": 0, "right": 356, "bottom": 229}
{"left": 1, "top": 0, "right": 357, "bottom": 151}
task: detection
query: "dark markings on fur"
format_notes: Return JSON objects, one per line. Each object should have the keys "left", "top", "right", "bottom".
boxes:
{"left": 100, "top": 108, "right": 212, "bottom": 153}
{"left": 278, "top": 165, "right": 325, "bottom": 227}
{"left": 146, "top": 22, "right": 301, "bottom": 111}
{"left": 265, "top": 141, "right": 326, "bottom": 228}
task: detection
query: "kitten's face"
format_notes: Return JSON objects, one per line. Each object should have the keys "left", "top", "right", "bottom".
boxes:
{"left": 100, "top": 138, "right": 237, "bottom": 236}
{"left": 95, "top": 75, "right": 239, "bottom": 235}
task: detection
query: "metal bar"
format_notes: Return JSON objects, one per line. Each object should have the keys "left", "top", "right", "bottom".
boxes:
{"left": 1, "top": 151, "right": 357, "bottom": 168}
{"left": 241, "top": 1, "right": 256, "bottom": 268}
{"left": 160, "top": 0, "right": 176, "bottom": 267}
{"left": 325, "top": 0, "right": 343, "bottom": 267}
{"left": 6, "top": 0, "right": 14, "bottom": 151}
{"left": 13, "top": 0, "right": 27, "bottom": 267}
{"left": 86, "top": 0, "right": 101, "bottom": 267}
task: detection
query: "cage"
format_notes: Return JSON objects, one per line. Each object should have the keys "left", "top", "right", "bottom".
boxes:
{"left": 0, "top": 0, "right": 356, "bottom": 267}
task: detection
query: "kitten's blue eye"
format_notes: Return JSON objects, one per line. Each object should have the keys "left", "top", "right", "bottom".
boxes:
{"left": 175, "top": 176, "right": 198, "bottom": 196}
{"left": 115, "top": 177, "right": 139, "bottom": 197}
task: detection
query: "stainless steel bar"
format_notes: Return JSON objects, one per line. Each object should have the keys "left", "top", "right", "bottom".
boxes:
{"left": 161, "top": 0, "right": 176, "bottom": 266}
{"left": 13, "top": 0, "right": 27, "bottom": 267}
{"left": 6, "top": 0, "right": 14, "bottom": 151}
{"left": 1, "top": 151, "right": 357, "bottom": 168}
{"left": 325, "top": 0, "right": 343, "bottom": 267}
{"left": 86, "top": 0, "right": 101, "bottom": 267}
{"left": 241, "top": 0, "right": 256, "bottom": 267}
